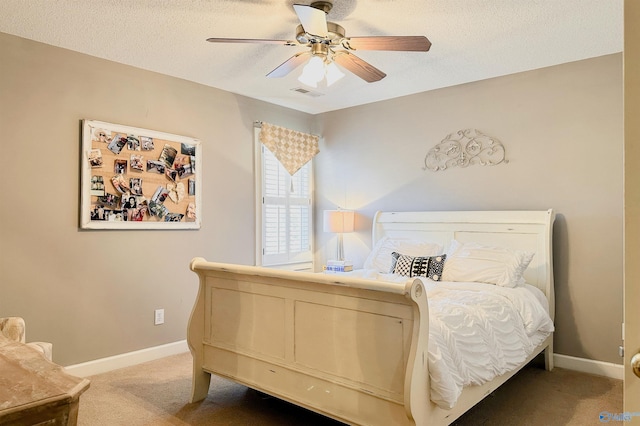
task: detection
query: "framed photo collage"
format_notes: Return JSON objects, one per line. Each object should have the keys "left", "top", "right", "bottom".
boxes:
{"left": 80, "top": 120, "right": 201, "bottom": 229}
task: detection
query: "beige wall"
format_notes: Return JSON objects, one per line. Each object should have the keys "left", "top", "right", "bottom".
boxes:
{"left": 0, "top": 32, "right": 624, "bottom": 367}
{"left": 0, "top": 32, "right": 315, "bottom": 365}
{"left": 315, "top": 54, "right": 624, "bottom": 364}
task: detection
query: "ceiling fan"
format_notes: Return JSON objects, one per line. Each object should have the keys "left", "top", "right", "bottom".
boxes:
{"left": 206, "top": 1, "right": 431, "bottom": 86}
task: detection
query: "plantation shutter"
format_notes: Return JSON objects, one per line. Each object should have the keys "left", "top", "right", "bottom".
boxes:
{"left": 255, "top": 123, "right": 314, "bottom": 269}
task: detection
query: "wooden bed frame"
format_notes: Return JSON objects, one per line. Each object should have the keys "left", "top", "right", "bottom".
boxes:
{"left": 187, "top": 210, "right": 555, "bottom": 425}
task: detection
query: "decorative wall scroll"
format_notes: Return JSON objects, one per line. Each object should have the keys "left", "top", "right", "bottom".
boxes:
{"left": 423, "top": 129, "right": 508, "bottom": 172}
{"left": 80, "top": 120, "right": 201, "bottom": 229}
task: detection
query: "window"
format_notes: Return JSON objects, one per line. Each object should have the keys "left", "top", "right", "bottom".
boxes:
{"left": 255, "top": 128, "right": 314, "bottom": 270}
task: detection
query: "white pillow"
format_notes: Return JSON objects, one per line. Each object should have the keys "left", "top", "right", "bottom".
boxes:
{"left": 441, "top": 240, "right": 534, "bottom": 288}
{"left": 364, "top": 237, "right": 443, "bottom": 273}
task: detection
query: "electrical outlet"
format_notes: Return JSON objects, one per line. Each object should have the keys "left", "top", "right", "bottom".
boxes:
{"left": 154, "top": 309, "right": 164, "bottom": 325}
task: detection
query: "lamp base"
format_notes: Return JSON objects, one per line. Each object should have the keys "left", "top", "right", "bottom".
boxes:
{"left": 336, "top": 233, "right": 344, "bottom": 261}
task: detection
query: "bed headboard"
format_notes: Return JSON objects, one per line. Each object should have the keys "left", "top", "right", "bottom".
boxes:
{"left": 372, "top": 210, "right": 556, "bottom": 318}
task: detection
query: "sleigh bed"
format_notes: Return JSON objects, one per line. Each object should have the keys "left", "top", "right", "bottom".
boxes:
{"left": 187, "top": 209, "right": 555, "bottom": 425}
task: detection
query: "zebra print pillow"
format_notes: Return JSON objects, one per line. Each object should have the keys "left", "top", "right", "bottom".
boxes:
{"left": 390, "top": 252, "right": 447, "bottom": 281}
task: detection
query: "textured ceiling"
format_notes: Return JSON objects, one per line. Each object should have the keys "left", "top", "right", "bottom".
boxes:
{"left": 0, "top": 0, "right": 623, "bottom": 114}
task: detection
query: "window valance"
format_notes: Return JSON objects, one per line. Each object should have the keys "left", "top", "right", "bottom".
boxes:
{"left": 258, "top": 122, "right": 319, "bottom": 176}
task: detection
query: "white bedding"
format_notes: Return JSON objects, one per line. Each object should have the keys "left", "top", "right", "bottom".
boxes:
{"left": 348, "top": 269, "right": 554, "bottom": 409}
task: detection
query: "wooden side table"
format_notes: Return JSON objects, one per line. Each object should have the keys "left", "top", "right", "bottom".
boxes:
{"left": 0, "top": 336, "right": 90, "bottom": 425}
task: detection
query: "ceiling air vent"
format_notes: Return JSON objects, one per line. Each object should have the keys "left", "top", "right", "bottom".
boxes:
{"left": 291, "top": 87, "right": 324, "bottom": 97}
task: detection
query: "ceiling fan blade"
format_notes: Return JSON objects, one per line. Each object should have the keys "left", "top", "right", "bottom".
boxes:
{"left": 293, "top": 4, "right": 328, "bottom": 37}
{"left": 266, "top": 51, "right": 312, "bottom": 78}
{"left": 207, "top": 37, "right": 298, "bottom": 46}
{"left": 342, "top": 36, "right": 432, "bottom": 52}
{"left": 333, "top": 52, "right": 386, "bottom": 83}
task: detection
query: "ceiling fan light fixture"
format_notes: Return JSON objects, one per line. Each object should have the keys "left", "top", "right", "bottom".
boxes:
{"left": 298, "top": 55, "right": 325, "bottom": 87}
{"left": 297, "top": 72, "right": 318, "bottom": 88}
{"left": 325, "top": 61, "right": 345, "bottom": 87}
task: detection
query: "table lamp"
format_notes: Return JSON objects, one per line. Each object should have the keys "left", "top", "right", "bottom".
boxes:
{"left": 323, "top": 210, "right": 355, "bottom": 261}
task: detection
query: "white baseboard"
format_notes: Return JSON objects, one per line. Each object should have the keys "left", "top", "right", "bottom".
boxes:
{"left": 554, "top": 353, "right": 624, "bottom": 380}
{"left": 63, "top": 341, "right": 623, "bottom": 381}
{"left": 64, "top": 340, "right": 189, "bottom": 377}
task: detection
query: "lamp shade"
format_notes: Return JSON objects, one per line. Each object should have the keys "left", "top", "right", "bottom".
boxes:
{"left": 298, "top": 56, "right": 325, "bottom": 88}
{"left": 323, "top": 210, "right": 354, "bottom": 233}
{"left": 298, "top": 56, "right": 346, "bottom": 88}
{"left": 325, "top": 62, "right": 345, "bottom": 87}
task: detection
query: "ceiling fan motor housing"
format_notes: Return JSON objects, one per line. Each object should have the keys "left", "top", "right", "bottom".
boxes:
{"left": 295, "top": 22, "right": 345, "bottom": 45}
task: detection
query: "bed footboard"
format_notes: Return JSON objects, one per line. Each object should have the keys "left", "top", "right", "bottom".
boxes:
{"left": 187, "top": 258, "right": 430, "bottom": 426}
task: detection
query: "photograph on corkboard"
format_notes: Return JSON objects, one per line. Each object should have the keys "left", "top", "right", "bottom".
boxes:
{"left": 80, "top": 120, "right": 201, "bottom": 230}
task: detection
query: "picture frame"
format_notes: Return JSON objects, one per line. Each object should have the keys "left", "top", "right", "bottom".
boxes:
{"left": 80, "top": 119, "right": 202, "bottom": 230}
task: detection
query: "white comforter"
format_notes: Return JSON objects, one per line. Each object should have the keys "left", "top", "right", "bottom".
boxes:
{"left": 350, "top": 270, "right": 554, "bottom": 409}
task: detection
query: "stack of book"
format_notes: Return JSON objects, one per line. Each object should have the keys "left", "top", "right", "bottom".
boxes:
{"left": 325, "top": 260, "right": 353, "bottom": 273}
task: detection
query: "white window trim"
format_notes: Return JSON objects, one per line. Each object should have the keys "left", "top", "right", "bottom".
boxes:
{"left": 254, "top": 126, "right": 314, "bottom": 271}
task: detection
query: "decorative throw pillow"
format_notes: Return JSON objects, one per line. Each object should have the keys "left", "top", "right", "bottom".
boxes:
{"left": 427, "top": 254, "right": 447, "bottom": 281}
{"left": 441, "top": 240, "right": 534, "bottom": 287}
{"left": 390, "top": 252, "right": 447, "bottom": 281}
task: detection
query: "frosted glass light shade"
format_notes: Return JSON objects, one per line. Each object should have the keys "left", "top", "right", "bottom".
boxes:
{"left": 298, "top": 57, "right": 344, "bottom": 88}
{"left": 298, "top": 56, "right": 325, "bottom": 87}
{"left": 325, "top": 62, "right": 345, "bottom": 86}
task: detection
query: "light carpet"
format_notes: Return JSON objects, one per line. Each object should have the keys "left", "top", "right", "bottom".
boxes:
{"left": 77, "top": 352, "right": 622, "bottom": 425}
